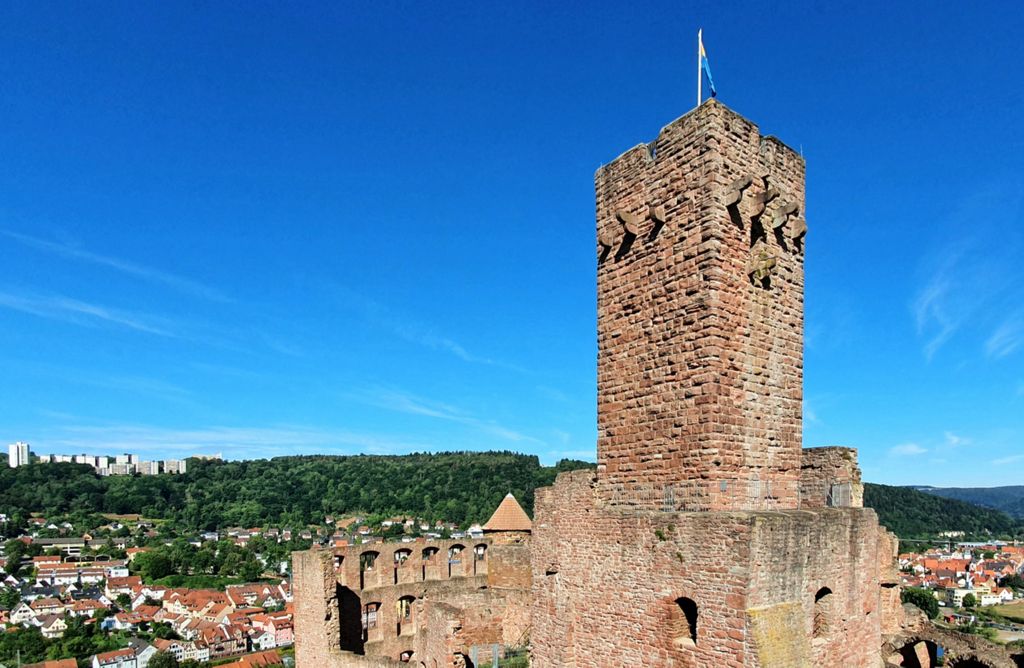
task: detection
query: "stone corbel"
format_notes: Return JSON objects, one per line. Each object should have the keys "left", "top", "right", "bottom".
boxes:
{"left": 753, "top": 189, "right": 779, "bottom": 218}
{"left": 616, "top": 210, "right": 641, "bottom": 239}
{"left": 791, "top": 218, "right": 808, "bottom": 248}
{"left": 771, "top": 202, "right": 800, "bottom": 231}
{"left": 724, "top": 177, "right": 753, "bottom": 208}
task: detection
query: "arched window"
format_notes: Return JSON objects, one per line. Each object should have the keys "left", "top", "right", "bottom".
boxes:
{"left": 360, "top": 551, "right": 379, "bottom": 571}
{"left": 474, "top": 544, "right": 487, "bottom": 561}
{"left": 671, "top": 597, "right": 698, "bottom": 648}
{"left": 394, "top": 549, "right": 412, "bottom": 564}
{"left": 814, "top": 587, "right": 833, "bottom": 639}
{"left": 399, "top": 650, "right": 413, "bottom": 662}
{"left": 448, "top": 545, "right": 466, "bottom": 578}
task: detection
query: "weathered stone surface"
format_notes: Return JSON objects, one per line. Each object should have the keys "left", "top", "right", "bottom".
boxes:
{"left": 531, "top": 101, "right": 896, "bottom": 667}
{"left": 293, "top": 535, "right": 531, "bottom": 667}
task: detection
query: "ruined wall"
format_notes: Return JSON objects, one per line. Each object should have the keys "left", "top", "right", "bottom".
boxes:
{"left": 596, "top": 100, "right": 806, "bottom": 511}
{"left": 799, "top": 446, "right": 864, "bottom": 508}
{"left": 531, "top": 469, "right": 892, "bottom": 667}
{"left": 486, "top": 543, "right": 531, "bottom": 591}
{"left": 294, "top": 536, "right": 530, "bottom": 667}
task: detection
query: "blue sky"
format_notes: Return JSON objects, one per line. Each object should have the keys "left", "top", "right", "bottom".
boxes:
{"left": 1, "top": 2, "right": 1021, "bottom": 486}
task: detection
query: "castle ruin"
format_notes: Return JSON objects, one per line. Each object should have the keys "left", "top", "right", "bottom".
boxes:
{"left": 292, "top": 100, "right": 1008, "bottom": 667}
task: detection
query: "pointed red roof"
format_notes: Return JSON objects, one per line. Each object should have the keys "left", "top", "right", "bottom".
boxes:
{"left": 483, "top": 493, "right": 532, "bottom": 532}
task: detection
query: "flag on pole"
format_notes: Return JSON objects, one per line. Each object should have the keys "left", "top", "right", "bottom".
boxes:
{"left": 698, "top": 29, "right": 717, "bottom": 100}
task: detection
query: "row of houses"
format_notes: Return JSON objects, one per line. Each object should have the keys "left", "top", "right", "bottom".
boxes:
{"left": 898, "top": 543, "right": 1024, "bottom": 608}
{"left": 87, "top": 645, "right": 282, "bottom": 668}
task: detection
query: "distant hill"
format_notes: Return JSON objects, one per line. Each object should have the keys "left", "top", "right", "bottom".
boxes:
{"left": 911, "top": 485, "right": 1024, "bottom": 519}
{"left": 864, "top": 483, "right": 1020, "bottom": 538}
{"left": 1, "top": 451, "right": 1016, "bottom": 539}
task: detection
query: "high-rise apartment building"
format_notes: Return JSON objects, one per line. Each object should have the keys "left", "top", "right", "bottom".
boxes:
{"left": 7, "top": 441, "right": 30, "bottom": 468}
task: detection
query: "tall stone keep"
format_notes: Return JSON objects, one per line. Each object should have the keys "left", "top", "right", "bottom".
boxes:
{"left": 531, "top": 100, "right": 900, "bottom": 667}
{"left": 596, "top": 99, "right": 807, "bottom": 511}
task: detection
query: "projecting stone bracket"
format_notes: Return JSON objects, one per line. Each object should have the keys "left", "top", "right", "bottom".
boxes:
{"left": 771, "top": 201, "right": 799, "bottom": 231}
{"left": 616, "top": 209, "right": 641, "bottom": 238}
{"left": 752, "top": 188, "right": 780, "bottom": 218}
{"left": 724, "top": 177, "right": 753, "bottom": 208}
{"left": 598, "top": 205, "right": 669, "bottom": 261}
{"left": 791, "top": 218, "right": 808, "bottom": 252}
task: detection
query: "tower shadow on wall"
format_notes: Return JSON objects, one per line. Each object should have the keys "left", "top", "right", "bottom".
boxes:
{"left": 337, "top": 584, "right": 364, "bottom": 654}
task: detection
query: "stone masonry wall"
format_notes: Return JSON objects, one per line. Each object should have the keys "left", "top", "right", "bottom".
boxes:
{"left": 531, "top": 469, "right": 892, "bottom": 667}
{"left": 799, "top": 446, "right": 864, "bottom": 508}
{"left": 294, "top": 536, "right": 530, "bottom": 668}
{"left": 596, "top": 100, "right": 806, "bottom": 511}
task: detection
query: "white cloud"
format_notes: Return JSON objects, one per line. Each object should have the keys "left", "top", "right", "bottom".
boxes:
{"left": 352, "top": 386, "right": 544, "bottom": 446}
{"left": 37, "top": 423, "right": 435, "bottom": 460}
{"left": 0, "top": 290, "right": 175, "bottom": 336}
{"left": 992, "top": 454, "right": 1024, "bottom": 466}
{"left": 944, "top": 431, "right": 970, "bottom": 448}
{"left": 2, "top": 229, "right": 228, "bottom": 302}
{"left": 890, "top": 443, "right": 927, "bottom": 456}
{"left": 986, "top": 317, "right": 1024, "bottom": 359}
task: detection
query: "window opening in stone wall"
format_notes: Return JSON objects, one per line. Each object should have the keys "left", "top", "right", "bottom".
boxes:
{"left": 399, "top": 650, "right": 413, "bottom": 662}
{"left": 361, "top": 601, "right": 381, "bottom": 640}
{"left": 813, "top": 587, "right": 833, "bottom": 640}
{"left": 474, "top": 544, "right": 487, "bottom": 560}
{"left": 422, "top": 547, "right": 438, "bottom": 580}
{"left": 397, "top": 595, "right": 415, "bottom": 636}
{"left": 671, "top": 597, "right": 699, "bottom": 648}
{"left": 448, "top": 544, "right": 465, "bottom": 578}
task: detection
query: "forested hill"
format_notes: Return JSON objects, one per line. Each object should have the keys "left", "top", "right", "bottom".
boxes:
{"left": 0, "top": 452, "right": 592, "bottom": 530}
{"left": 864, "top": 483, "right": 1019, "bottom": 538}
{"left": 0, "top": 452, "right": 1018, "bottom": 538}
{"left": 913, "top": 485, "right": 1024, "bottom": 519}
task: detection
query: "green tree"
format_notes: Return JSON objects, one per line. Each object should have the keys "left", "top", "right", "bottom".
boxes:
{"left": 0, "top": 587, "right": 21, "bottom": 610}
{"left": 901, "top": 587, "right": 940, "bottom": 619}
{"left": 148, "top": 651, "right": 180, "bottom": 668}
{"left": 1002, "top": 574, "right": 1024, "bottom": 591}
{"left": 962, "top": 593, "right": 977, "bottom": 608}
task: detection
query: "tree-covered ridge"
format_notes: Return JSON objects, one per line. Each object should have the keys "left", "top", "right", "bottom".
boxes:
{"left": 0, "top": 452, "right": 592, "bottom": 530}
{"left": 915, "top": 485, "right": 1024, "bottom": 519}
{"left": 1, "top": 452, "right": 1018, "bottom": 538}
{"left": 864, "top": 483, "right": 1020, "bottom": 538}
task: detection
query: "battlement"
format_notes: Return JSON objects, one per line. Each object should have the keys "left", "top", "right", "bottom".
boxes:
{"left": 595, "top": 100, "right": 807, "bottom": 511}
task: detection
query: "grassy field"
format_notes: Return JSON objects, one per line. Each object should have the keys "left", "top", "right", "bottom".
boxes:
{"left": 992, "top": 601, "right": 1024, "bottom": 623}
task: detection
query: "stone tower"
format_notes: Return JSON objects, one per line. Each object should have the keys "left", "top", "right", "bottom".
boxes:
{"left": 531, "top": 100, "right": 900, "bottom": 667}
{"left": 595, "top": 100, "right": 806, "bottom": 511}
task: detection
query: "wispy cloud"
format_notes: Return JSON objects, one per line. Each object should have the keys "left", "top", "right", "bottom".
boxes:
{"left": 913, "top": 271, "right": 960, "bottom": 360}
{"left": 992, "top": 454, "right": 1024, "bottom": 466}
{"left": 354, "top": 386, "right": 544, "bottom": 445}
{"left": 944, "top": 431, "right": 970, "bottom": 448}
{"left": 38, "top": 423, "right": 435, "bottom": 459}
{"left": 911, "top": 186, "right": 1023, "bottom": 360}
{"left": 986, "top": 316, "right": 1024, "bottom": 359}
{"left": 2, "top": 230, "right": 229, "bottom": 302}
{"left": 0, "top": 290, "right": 175, "bottom": 336}
{"left": 332, "top": 287, "right": 525, "bottom": 371}
{"left": 889, "top": 442, "right": 927, "bottom": 456}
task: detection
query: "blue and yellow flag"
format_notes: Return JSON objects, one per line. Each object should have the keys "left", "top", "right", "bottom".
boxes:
{"left": 698, "top": 29, "right": 717, "bottom": 98}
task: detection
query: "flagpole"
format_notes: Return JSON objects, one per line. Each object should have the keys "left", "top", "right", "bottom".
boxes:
{"left": 696, "top": 28, "right": 702, "bottom": 107}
